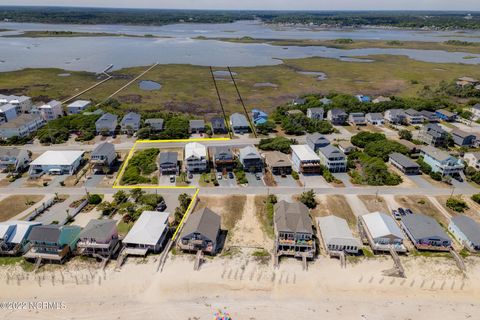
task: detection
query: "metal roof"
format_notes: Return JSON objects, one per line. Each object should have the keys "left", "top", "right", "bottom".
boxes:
{"left": 274, "top": 201, "right": 313, "bottom": 234}
{"left": 185, "top": 142, "right": 207, "bottom": 159}
{"left": 67, "top": 100, "right": 91, "bottom": 108}
{"left": 361, "top": 212, "right": 404, "bottom": 240}
{"left": 123, "top": 211, "right": 170, "bottom": 246}
{"left": 451, "top": 215, "right": 480, "bottom": 246}
{"left": 389, "top": 152, "right": 419, "bottom": 169}
{"left": 291, "top": 144, "right": 319, "bottom": 161}
{"left": 180, "top": 207, "right": 221, "bottom": 242}
{"left": 317, "top": 216, "right": 361, "bottom": 248}
{"left": 401, "top": 214, "right": 450, "bottom": 241}
{"left": 30, "top": 150, "right": 84, "bottom": 166}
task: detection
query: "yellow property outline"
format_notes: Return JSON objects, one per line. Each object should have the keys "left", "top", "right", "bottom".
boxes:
{"left": 112, "top": 137, "right": 231, "bottom": 240}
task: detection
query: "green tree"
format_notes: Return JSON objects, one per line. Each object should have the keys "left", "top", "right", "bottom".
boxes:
{"left": 129, "top": 188, "right": 146, "bottom": 202}
{"left": 351, "top": 131, "right": 386, "bottom": 148}
{"left": 399, "top": 129, "right": 412, "bottom": 141}
{"left": 300, "top": 189, "right": 317, "bottom": 209}
{"left": 113, "top": 190, "right": 128, "bottom": 204}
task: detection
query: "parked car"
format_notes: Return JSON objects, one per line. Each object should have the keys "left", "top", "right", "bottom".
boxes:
{"left": 169, "top": 175, "right": 175, "bottom": 183}
{"left": 255, "top": 173, "right": 261, "bottom": 180}
{"left": 392, "top": 209, "right": 401, "bottom": 220}
{"left": 217, "top": 173, "right": 222, "bottom": 180}
{"left": 405, "top": 208, "right": 413, "bottom": 215}
{"left": 398, "top": 208, "right": 406, "bottom": 216}
{"left": 188, "top": 173, "right": 193, "bottom": 179}
{"left": 156, "top": 201, "right": 167, "bottom": 212}
{"left": 228, "top": 172, "right": 234, "bottom": 179}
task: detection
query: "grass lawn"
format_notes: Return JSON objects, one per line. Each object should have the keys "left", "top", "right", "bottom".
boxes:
{"left": 0, "top": 195, "right": 44, "bottom": 222}
{"left": 394, "top": 195, "right": 449, "bottom": 227}
{"left": 117, "top": 221, "right": 133, "bottom": 236}
{"left": 3, "top": 55, "right": 480, "bottom": 115}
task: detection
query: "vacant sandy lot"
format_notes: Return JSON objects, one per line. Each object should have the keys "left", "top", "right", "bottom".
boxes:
{"left": 0, "top": 195, "right": 44, "bottom": 221}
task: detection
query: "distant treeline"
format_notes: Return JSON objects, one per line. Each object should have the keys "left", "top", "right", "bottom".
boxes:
{"left": 0, "top": 7, "right": 480, "bottom": 29}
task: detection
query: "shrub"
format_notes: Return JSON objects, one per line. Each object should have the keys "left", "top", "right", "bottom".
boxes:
{"left": 471, "top": 194, "right": 480, "bottom": 204}
{"left": 399, "top": 129, "right": 412, "bottom": 141}
{"left": 258, "top": 137, "right": 295, "bottom": 154}
{"left": 88, "top": 194, "right": 102, "bottom": 205}
{"left": 291, "top": 170, "right": 299, "bottom": 180}
{"left": 364, "top": 140, "right": 410, "bottom": 161}
{"left": 416, "top": 157, "right": 432, "bottom": 175}
{"left": 300, "top": 189, "right": 317, "bottom": 209}
{"left": 446, "top": 198, "right": 469, "bottom": 213}
{"left": 430, "top": 171, "right": 442, "bottom": 181}
{"left": 351, "top": 131, "right": 386, "bottom": 148}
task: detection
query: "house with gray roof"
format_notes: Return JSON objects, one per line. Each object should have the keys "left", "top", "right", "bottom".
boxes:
{"left": 144, "top": 118, "right": 164, "bottom": 132}
{"left": 306, "top": 107, "right": 324, "bottom": 120}
{"left": 419, "top": 110, "right": 439, "bottom": 123}
{"left": 327, "top": 108, "right": 348, "bottom": 125}
{"left": 384, "top": 109, "right": 406, "bottom": 124}
{"left": 366, "top": 113, "right": 384, "bottom": 125}
{"left": 90, "top": 142, "right": 116, "bottom": 173}
{"left": 120, "top": 112, "right": 141, "bottom": 134}
{"left": 348, "top": 112, "right": 367, "bottom": 126}
{"left": 420, "top": 146, "right": 464, "bottom": 177}
{"left": 158, "top": 152, "right": 179, "bottom": 175}
{"left": 189, "top": 119, "right": 205, "bottom": 134}
{"left": 451, "top": 129, "right": 476, "bottom": 147}
{"left": 230, "top": 113, "right": 250, "bottom": 134}
{"left": 67, "top": 100, "right": 91, "bottom": 115}
{"left": 274, "top": 201, "right": 315, "bottom": 259}
{"left": 435, "top": 109, "right": 457, "bottom": 122}
{"left": 239, "top": 145, "right": 263, "bottom": 173}
{"left": 95, "top": 113, "right": 118, "bottom": 136}
{"left": 418, "top": 123, "right": 448, "bottom": 147}
{"left": 211, "top": 117, "right": 227, "bottom": 134}
{"left": 77, "top": 219, "right": 120, "bottom": 257}
{"left": 306, "top": 132, "right": 330, "bottom": 152}
{"left": 0, "top": 148, "right": 30, "bottom": 172}
{"left": 317, "top": 216, "right": 361, "bottom": 254}
{"left": 401, "top": 214, "right": 451, "bottom": 251}
{"left": 405, "top": 108, "right": 424, "bottom": 124}
{"left": 359, "top": 212, "right": 406, "bottom": 253}
{"left": 449, "top": 215, "right": 480, "bottom": 252}
{"left": 318, "top": 145, "right": 347, "bottom": 173}
{"left": 178, "top": 207, "right": 221, "bottom": 255}
{"left": 212, "top": 146, "right": 235, "bottom": 172}
{"left": 389, "top": 152, "right": 420, "bottom": 175}
{"left": 24, "top": 225, "right": 81, "bottom": 263}
{"left": 464, "top": 151, "right": 480, "bottom": 170}
{"left": 0, "top": 113, "right": 45, "bottom": 139}
{"left": 320, "top": 97, "right": 332, "bottom": 106}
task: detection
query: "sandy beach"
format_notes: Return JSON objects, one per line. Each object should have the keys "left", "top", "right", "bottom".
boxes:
{"left": 0, "top": 250, "right": 479, "bottom": 320}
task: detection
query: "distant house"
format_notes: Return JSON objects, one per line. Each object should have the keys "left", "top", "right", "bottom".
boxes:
{"left": 0, "top": 221, "right": 41, "bottom": 255}
{"left": 470, "top": 104, "right": 480, "bottom": 121}
{"left": 457, "top": 76, "right": 479, "bottom": 88}
{"left": 384, "top": 109, "right": 406, "bottom": 124}
{"left": 405, "top": 108, "right": 423, "bottom": 124}
{"left": 39, "top": 100, "right": 63, "bottom": 121}
{"left": 158, "top": 152, "right": 179, "bottom": 175}
{"left": 178, "top": 207, "right": 221, "bottom": 255}
{"left": 120, "top": 112, "right": 141, "bottom": 134}
{"left": 264, "top": 151, "right": 292, "bottom": 176}
{"left": 317, "top": 216, "right": 360, "bottom": 254}
{"left": 122, "top": 211, "right": 170, "bottom": 255}
{"left": 327, "top": 109, "right": 348, "bottom": 125}
{"left": 230, "top": 113, "right": 250, "bottom": 134}
{"left": 372, "top": 96, "right": 391, "bottom": 104}
{"left": 306, "top": 132, "right": 330, "bottom": 152}
{"left": 291, "top": 145, "right": 321, "bottom": 174}
{"left": 274, "top": 201, "right": 315, "bottom": 259}
{"left": 320, "top": 97, "right": 332, "bottom": 106}
{"left": 252, "top": 109, "right": 268, "bottom": 126}
{"left": 419, "top": 110, "right": 439, "bottom": 123}
{"left": 144, "top": 118, "right": 164, "bottom": 132}
{"left": 286, "top": 109, "right": 303, "bottom": 116}
{"left": 76, "top": 219, "right": 120, "bottom": 257}
{"left": 358, "top": 212, "right": 406, "bottom": 253}
{"left": 435, "top": 109, "right": 457, "bottom": 122}
{"left": 396, "top": 139, "right": 421, "bottom": 156}
{"left": 401, "top": 214, "right": 451, "bottom": 251}
{"left": 464, "top": 152, "right": 480, "bottom": 169}
{"left": 348, "top": 112, "right": 367, "bottom": 126}
{"left": 366, "top": 113, "right": 384, "bottom": 125}
{"left": 29, "top": 150, "right": 84, "bottom": 176}
{"left": 90, "top": 142, "right": 116, "bottom": 173}
{"left": 0, "top": 148, "right": 30, "bottom": 172}
{"left": 189, "top": 119, "right": 206, "bottom": 134}
{"left": 355, "top": 95, "right": 371, "bottom": 103}
{"left": 0, "top": 103, "right": 18, "bottom": 124}
{"left": 185, "top": 142, "right": 208, "bottom": 173}
{"left": 67, "top": 100, "right": 91, "bottom": 115}
{"left": 418, "top": 123, "right": 448, "bottom": 147}
{"left": 449, "top": 215, "right": 480, "bottom": 252}
{"left": 0, "top": 95, "right": 32, "bottom": 113}
{"left": 318, "top": 145, "right": 347, "bottom": 173}
{"left": 389, "top": 152, "right": 420, "bottom": 175}
{"left": 239, "top": 145, "right": 263, "bottom": 173}
{"left": 212, "top": 146, "right": 235, "bottom": 172}
{"left": 306, "top": 107, "right": 324, "bottom": 120}
{"left": 0, "top": 114, "right": 45, "bottom": 139}
{"left": 292, "top": 98, "right": 306, "bottom": 106}
{"left": 95, "top": 113, "right": 118, "bottom": 136}
{"left": 420, "top": 146, "right": 464, "bottom": 177}
{"left": 451, "top": 129, "right": 476, "bottom": 147}
{"left": 337, "top": 141, "right": 355, "bottom": 154}
{"left": 211, "top": 117, "right": 227, "bottom": 134}
{"left": 24, "top": 225, "right": 81, "bottom": 263}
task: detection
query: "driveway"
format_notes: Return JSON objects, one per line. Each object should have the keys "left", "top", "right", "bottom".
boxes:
{"left": 246, "top": 172, "right": 265, "bottom": 187}
{"left": 35, "top": 195, "right": 83, "bottom": 225}
{"left": 408, "top": 175, "right": 434, "bottom": 189}
{"left": 84, "top": 174, "right": 104, "bottom": 188}
{"left": 333, "top": 173, "right": 353, "bottom": 187}
{"left": 301, "top": 174, "right": 330, "bottom": 188}
{"left": 159, "top": 174, "right": 176, "bottom": 187}
{"left": 274, "top": 175, "right": 298, "bottom": 187}
{"left": 217, "top": 175, "right": 237, "bottom": 187}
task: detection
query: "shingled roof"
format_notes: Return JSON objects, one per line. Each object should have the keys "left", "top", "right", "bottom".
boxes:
{"left": 180, "top": 207, "right": 221, "bottom": 242}
{"left": 274, "top": 201, "right": 312, "bottom": 234}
